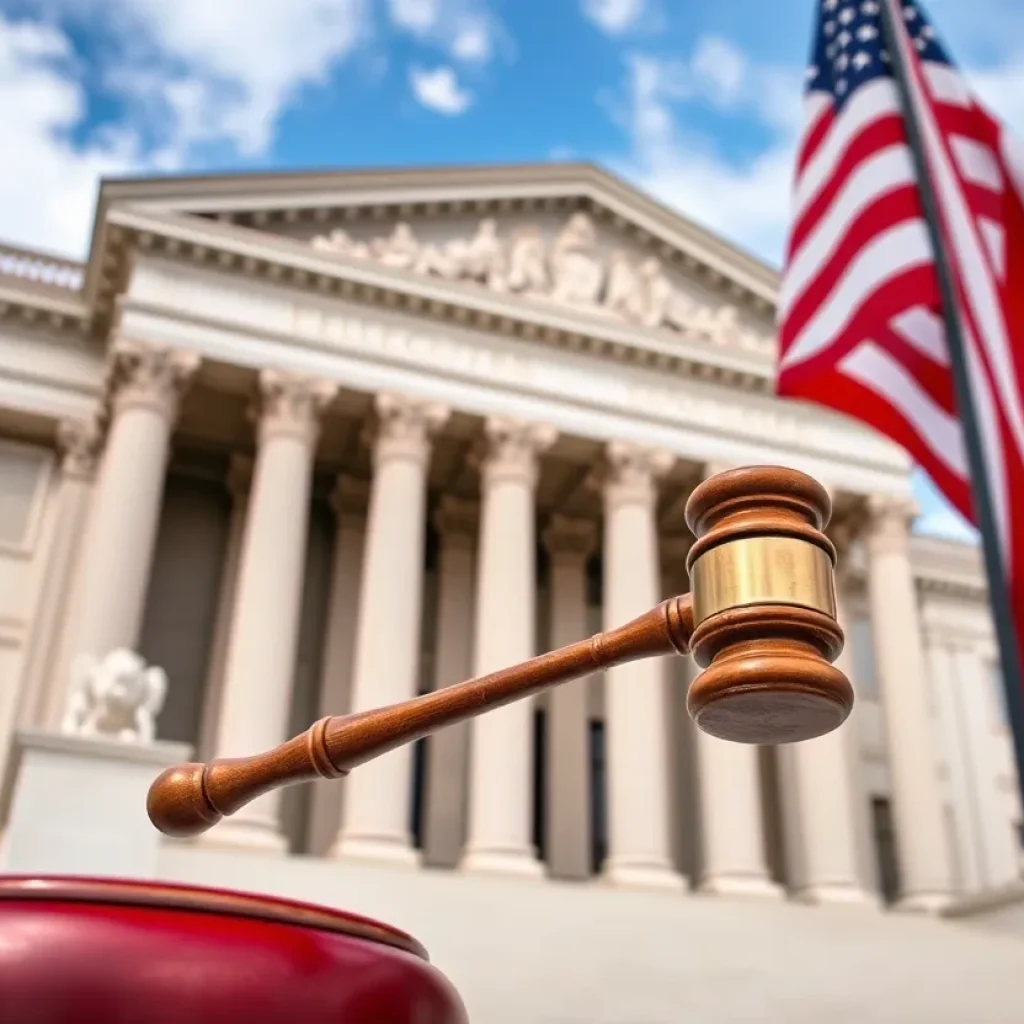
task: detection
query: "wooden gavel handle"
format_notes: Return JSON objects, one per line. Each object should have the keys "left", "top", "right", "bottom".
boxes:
{"left": 147, "top": 595, "right": 695, "bottom": 838}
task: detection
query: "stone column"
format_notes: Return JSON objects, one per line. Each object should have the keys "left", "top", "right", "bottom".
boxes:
{"left": 691, "top": 463, "right": 780, "bottom": 900}
{"left": 952, "top": 645, "right": 1021, "bottom": 890}
{"left": 866, "top": 495, "right": 954, "bottom": 910}
{"left": 543, "top": 514, "right": 597, "bottom": 882}
{"left": 196, "top": 455, "right": 252, "bottom": 763}
{"left": 600, "top": 442, "right": 684, "bottom": 890}
{"left": 332, "top": 393, "right": 449, "bottom": 865}
{"left": 20, "top": 417, "right": 103, "bottom": 729}
{"left": 780, "top": 534, "right": 876, "bottom": 906}
{"left": 206, "top": 370, "right": 337, "bottom": 852}
{"left": 69, "top": 340, "right": 199, "bottom": 664}
{"left": 662, "top": 535, "right": 701, "bottom": 880}
{"left": 422, "top": 497, "right": 479, "bottom": 869}
{"left": 460, "top": 417, "right": 556, "bottom": 878}
{"left": 306, "top": 475, "right": 369, "bottom": 858}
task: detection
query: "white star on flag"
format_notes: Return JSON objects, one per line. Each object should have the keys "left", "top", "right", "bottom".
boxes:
{"left": 857, "top": 25, "right": 878, "bottom": 41}
{"left": 852, "top": 51, "right": 871, "bottom": 69}
{"left": 839, "top": 7, "right": 855, "bottom": 24}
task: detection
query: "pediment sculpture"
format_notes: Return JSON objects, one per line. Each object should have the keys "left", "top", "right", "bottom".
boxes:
{"left": 60, "top": 648, "right": 168, "bottom": 745}
{"left": 311, "top": 214, "right": 771, "bottom": 354}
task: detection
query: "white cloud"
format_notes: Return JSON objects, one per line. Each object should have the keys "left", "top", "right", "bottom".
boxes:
{"left": 0, "top": 17, "right": 143, "bottom": 257}
{"left": 388, "top": 0, "right": 441, "bottom": 36}
{"left": 607, "top": 43, "right": 803, "bottom": 264}
{"left": 689, "top": 36, "right": 747, "bottom": 108}
{"left": 410, "top": 64, "right": 472, "bottom": 114}
{"left": 0, "top": 0, "right": 372, "bottom": 257}
{"left": 387, "top": 0, "right": 504, "bottom": 66}
{"left": 582, "top": 0, "right": 646, "bottom": 36}
{"left": 46, "top": 0, "right": 370, "bottom": 156}
{"left": 451, "top": 19, "right": 492, "bottom": 63}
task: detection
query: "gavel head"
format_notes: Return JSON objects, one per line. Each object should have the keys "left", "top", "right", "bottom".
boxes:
{"left": 683, "top": 465, "right": 853, "bottom": 746}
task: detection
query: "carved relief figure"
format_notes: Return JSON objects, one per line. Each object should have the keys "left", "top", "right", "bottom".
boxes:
{"left": 603, "top": 250, "right": 641, "bottom": 319}
{"left": 311, "top": 228, "right": 370, "bottom": 260}
{"left": 308, "top": 213, "right": 770, "bottom": 354}
{"left": 505, "top": 226, "right": 549, "bottom": 295}
{"left": 61, "top": 649, "right": 168, "bottom": 745}
{"left": 455, "top": 218, "right": 507, "bottom": 288}
{"left": 373, "top": 223, "right": 420, "bottom": 270}
{"left": 549, "top": 212, "right": 605, "bottom": 306}
{"left": 637, "top": 258, "right": 697, "bottom": 331}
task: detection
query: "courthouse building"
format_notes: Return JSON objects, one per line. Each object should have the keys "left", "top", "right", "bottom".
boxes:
{"left": 0, "top": 162, "right": 1023, "bottom": 1018}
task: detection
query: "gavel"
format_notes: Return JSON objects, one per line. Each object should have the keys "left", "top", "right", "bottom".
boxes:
{"left": 147, "top": 464, "right": 853, "bottom": 839}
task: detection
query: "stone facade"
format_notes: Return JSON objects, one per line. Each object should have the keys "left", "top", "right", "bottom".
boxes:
{"left": 0, "top": 165, "right": 1021, "bottom": 998}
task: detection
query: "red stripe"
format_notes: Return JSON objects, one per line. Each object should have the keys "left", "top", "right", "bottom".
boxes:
{"left": 779, "top": 264, "right": 941, "bottom": 373}
{"left": 795, "top": 101, "right": 836, "bottom": 177}
{"left": 789, "top": 115, "right": 910, "bottom": 256}
{"left": 872, "top": 320, "right": 958, "bottom": 415}
{"left": 778, "top": 362, "right": 975, "bottom": 522}
{"left": 782, "top": 187, "right": 925, "bottom": 347}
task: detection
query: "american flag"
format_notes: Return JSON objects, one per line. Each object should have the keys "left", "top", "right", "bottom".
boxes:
{"left": 777, "top": 0, "right": 1024, "bottom": 664}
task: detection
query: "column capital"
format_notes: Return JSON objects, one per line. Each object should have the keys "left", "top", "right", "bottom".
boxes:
{"left": 866, "top": 494, "right": 919, "bottom": 555}
{"left": 475, "top": 417, "right": 557, "bottom": 489}
{"left": 434, "top": 495, "right": 480, "bottom": 539}
{"left": 226, "top": 454, "right": 253, "bottom": 501}
{"left": 370, "top": 392, "right": 450, "bottom": 467}
{"left": 599, "top": 441, "right": 675, "bottom": 510}
{"left": 106, "top": 339, "right": 200, "bottom": 421}
{"left": 255, "top": 370, "right": 338, "bottom": 445}
{"left": 330, "top": 474, "right": 370, "bottom": 525}
{"left": 56, "top": 417, "right": 104, "bottom": 481}
{"left": 542, "top": 514, "right": 597, "bottom": 562}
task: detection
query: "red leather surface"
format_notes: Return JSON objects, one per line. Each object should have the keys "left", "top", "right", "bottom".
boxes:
{"left": 0, "top": 893, "right": 467, "bottom": 1024}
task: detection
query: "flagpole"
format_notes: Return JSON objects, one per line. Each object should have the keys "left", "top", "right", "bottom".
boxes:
{"left": 878, "top": 0, "right": 1024, "bottom": 798}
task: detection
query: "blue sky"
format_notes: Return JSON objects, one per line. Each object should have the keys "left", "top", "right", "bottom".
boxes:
{"left": 2, "top": 0, "right": 1022, "bottom": 539}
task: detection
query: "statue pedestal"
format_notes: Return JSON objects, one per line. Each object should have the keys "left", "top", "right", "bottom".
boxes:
{"left": 0, "top": 728, "right": 191, "bottom": 878}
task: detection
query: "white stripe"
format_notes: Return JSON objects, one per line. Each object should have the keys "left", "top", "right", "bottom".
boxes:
{"left": 794, "top": 79, "right": 902, "bottom": 223}
{"left": 922, "top": 63, "right": 972, "bottom": 109}
{"left": 890, "top": 307, "right": 949, "bottom": 364}
{"left": 950, "top": 135, "right": 1003, "bottom": 191}
{"left": 898, "top": 22, "right": 1024, "bottom": 462}
{"left": 782, "top": 145, "right": 917, "bottom": 317}
{"left": 804, "top": 90, "right": 833, "bottom": 131}
{"left": 781, "top": 220, "right": 933, "bottom": 369}
{"left": 840, "top": 339, "right": 967, "bottom": 477}
{"left": 1000, "top": 128, "right": 1024, "bottom": 208}
{"left": 980, "top": 219, "right": 1006, "bottom": 280}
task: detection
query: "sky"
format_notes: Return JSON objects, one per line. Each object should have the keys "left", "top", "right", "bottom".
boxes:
{"left": 2, "top": 0, "right": 1022, "bottom": 541}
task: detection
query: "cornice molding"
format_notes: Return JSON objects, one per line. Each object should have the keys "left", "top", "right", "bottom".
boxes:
{"left": 105, "top": 206, "right": 781, "bottom": 396}
{"left": 0, "top": 278, "right": 90, "bottom": 336}
{"left": 93, "top": 162, "right": 780, "bottom": 298}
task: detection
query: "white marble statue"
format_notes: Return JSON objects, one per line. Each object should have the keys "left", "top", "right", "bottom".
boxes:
{"left": 60, "top": 648, "right": 168, "bottom": 744}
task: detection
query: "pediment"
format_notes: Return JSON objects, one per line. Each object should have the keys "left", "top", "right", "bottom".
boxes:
{"left": 94, "top": 163, "right": 780, "bottom": 357}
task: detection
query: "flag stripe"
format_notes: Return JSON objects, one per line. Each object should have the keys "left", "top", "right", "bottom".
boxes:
{"left": 777, "top": 0, "right": 1024, "bottom": 688}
